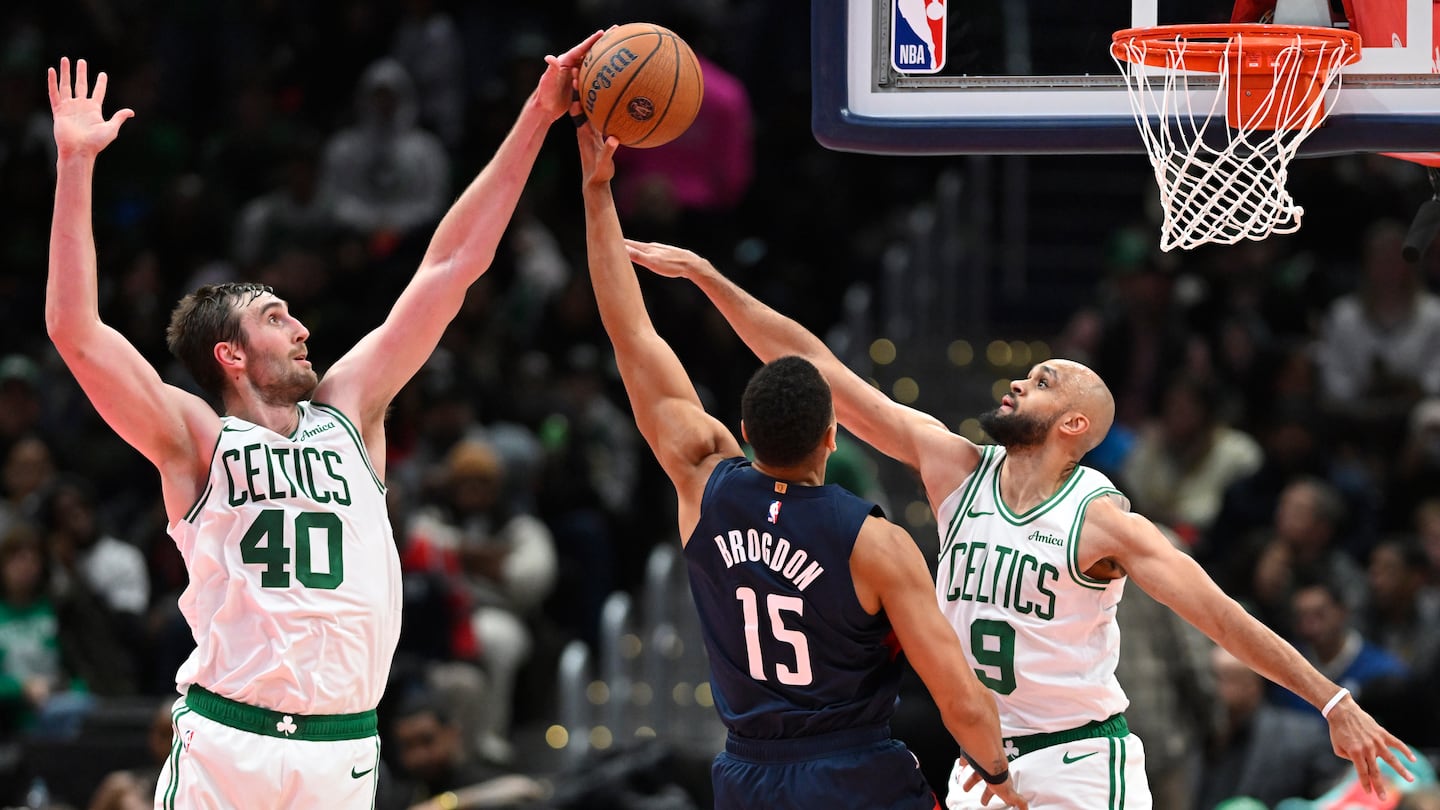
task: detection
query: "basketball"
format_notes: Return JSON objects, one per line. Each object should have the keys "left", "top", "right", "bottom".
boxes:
{"left": 578, "top": 23, "right": 705, "bottom": 148}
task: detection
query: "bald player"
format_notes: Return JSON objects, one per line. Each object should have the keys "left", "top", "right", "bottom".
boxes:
{"left": 625, "top": 241, "right": 1415, "bottom": 809}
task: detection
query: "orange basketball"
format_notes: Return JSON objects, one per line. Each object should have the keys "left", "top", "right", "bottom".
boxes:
{"left": 578, "top": 23, "right": 705, "bottom": 148}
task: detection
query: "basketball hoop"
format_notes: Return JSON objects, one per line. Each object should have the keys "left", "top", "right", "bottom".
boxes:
{"left": 1112, "top": 24, "right": 1362, "bottom": 251}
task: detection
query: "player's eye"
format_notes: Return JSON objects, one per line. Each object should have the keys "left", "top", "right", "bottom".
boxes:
{"left": 1037, "top": 379, "right": 1047, "bottom": 389}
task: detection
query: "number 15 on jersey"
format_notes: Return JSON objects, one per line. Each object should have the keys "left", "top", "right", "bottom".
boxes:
{"left": 736, "top": 586, "right": 813, "bottom": 685}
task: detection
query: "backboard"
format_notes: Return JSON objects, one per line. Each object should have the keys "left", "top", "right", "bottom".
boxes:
{"left": 812, "top": 0, "right": 1440, "bottom": 155}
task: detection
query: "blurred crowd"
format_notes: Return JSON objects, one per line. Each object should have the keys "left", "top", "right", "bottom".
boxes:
{"left": 0, "top": 1, "right": 1439, "bottom": 809}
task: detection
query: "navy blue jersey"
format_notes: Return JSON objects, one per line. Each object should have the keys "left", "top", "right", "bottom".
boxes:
{"left": 685, "top": 457, "right": 904, "bottom": 740}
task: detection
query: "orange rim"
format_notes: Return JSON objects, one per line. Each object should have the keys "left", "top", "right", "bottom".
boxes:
{"left": 1111, "top": 23, "right": 1362, "bottom": 73}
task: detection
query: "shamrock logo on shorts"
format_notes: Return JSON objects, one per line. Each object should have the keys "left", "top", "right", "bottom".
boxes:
{"left": 1003, "top": 739, "right": 1019, "bottom": 760}
{"left": 277, "top": 715, "right": 298, "bottom": 736}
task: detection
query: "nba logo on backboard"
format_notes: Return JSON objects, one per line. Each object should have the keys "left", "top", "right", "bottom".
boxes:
{"left": 892, "top": 0, "right": 946, "bottom": 73}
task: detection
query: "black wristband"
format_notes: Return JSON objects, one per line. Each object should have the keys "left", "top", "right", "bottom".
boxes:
{"left": 964, "top": 753, "right": 1011, "bottom": 785}
{"left": 570, "top": 112, "right": 587, "bottom": 129}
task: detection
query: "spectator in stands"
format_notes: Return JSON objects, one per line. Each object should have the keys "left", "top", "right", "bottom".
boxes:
{"left": 41, "top": 478, "right": 148, "bottom": 620}
{"left": 0, "top": 435, "right": 56, "bottom": 538}
{"left": 231, "top": 133, "right": 338, "bottom": 274}
{"left": 1272, "top": 580, "right": 1408, "bottom": 716}
{"left": 86, "top": 698, "right": 178, "bottom": 810}
{"left": 1314, "top": 219, "right": 1440, "bottom": 454}
{"left": 1418, "top": 498, "right": 1440, "bottom": 587}
{"left": 1390, "top": 398, "right": 1440, "bottom": 527}
{"left": 1201, "top": 399, "right": 1377, "bottom": 568}
{"left": 38, "top": 478, "right": 147, "bottom": 697}
{"left": 1062, "top": 233, "right": 1191, "bottom": 429}
{"left": 1360, "top": 538, "right": 1440, "bottom": 671}
{"left": 0, "top": 356, "right": 42, "bottom": 464}
{"left": 1223, "top": 477, "right": 1368, "bottom": 635}
{"left": 390, "top": 0, "right": 467, "bottom": 149}
{"left": 198, "top": 77, "right": 296, "bottom": 213}
{"left": 534, "top": 344, "right": 635, "bottom": 648}
{"left": 403, "top": 439, "right": 557, "bottom": 763}
{"left": 0, "top": 523, "right": 92, "bottom": 737}
{"left": 379, "top": 691, "right": 544, "bottom": 810}
{"left": 1122, "top": 375, "right": 1263, "bottom": 547}
{"left": 319, "top": 57, "right": 450, "bottom": 258}
{"left": 1195, "top": 646, "right": 1347, "bottom": 809}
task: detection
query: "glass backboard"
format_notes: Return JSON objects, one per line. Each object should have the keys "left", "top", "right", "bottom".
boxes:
{"left": 813, "top": 0, "right": 1440, "bottom": 155}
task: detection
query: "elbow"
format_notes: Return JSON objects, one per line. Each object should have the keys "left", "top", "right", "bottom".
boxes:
{"left": 940, "top": 693, "right": 994, "bottom": 734}
{"left": 45, "top": 307, "right": 96, "bottom": 361}
{"left": 45, "top": 308, "right": 75, "bottom": 352}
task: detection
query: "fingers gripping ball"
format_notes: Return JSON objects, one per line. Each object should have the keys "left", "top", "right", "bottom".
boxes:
{"left": 579, "top": 23, "right": 705, "bottom": 148}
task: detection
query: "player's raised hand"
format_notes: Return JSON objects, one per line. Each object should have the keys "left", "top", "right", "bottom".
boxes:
{"left": 624, "top": 240, "right": 715, "bottom": 281}
{"left": 538, "top": 30, "right": 605, "bottom": 119}
{"left": 48, "top": 58, "right": 133, "bottom": 159}
{"left": 575, "top": 116, "right": 619, "bottom": 187}
{"left": 1325, "top": 697, "right": 1416, "bottom": 800}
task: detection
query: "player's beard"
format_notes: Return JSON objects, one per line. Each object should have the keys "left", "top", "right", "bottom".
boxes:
{"left": 978, "top": 407, "right": 1055, "bottom": 449}
{"left": 254, "top": 359, "right": 318, "bottom": 406}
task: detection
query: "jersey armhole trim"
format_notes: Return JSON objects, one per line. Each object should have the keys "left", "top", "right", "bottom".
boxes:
{"left": 180, "top": 429, "right": 227, "bottom": 524}
{"left": 937, "top": 445, "right": 996, "bottom": 564}
{"left": 1066, "top": 487, "right": 1122, "bottom": 590}
{"left": 311, "top": 402, "right": 386, "bottom": 494}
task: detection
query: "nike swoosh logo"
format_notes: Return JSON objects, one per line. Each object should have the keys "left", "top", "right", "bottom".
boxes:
{"left": 1062, "top": 752, "right": 1098, "bottom": 764}
{"left": 350, "top": 766, "right": 375, "bottom": 779}
{"left": 966, "top": 508, "right": 994, "bottom": 518}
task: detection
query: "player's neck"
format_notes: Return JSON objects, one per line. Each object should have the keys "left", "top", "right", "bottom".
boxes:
{"left": 750, "top": 459, "right": 825, "bottom": 487}
{"left": 997, "top": 444, "right": 1077, "bottom": 512}
{"left": 225, "top": 392, "right": 302, "bottom": 437}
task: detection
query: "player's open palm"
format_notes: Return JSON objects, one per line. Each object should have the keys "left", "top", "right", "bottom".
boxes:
{"left": 624, "top": 239, "right": 712, "bottom": 280}
{"left": 1327, "top": 699, "right": 1416, "bottom": 799}
{"left": 48, "top": 57, "right": 133, "bottom": 158}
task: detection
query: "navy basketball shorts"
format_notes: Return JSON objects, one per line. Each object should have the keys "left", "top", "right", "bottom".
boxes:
{"left": 713, "top": 725, "right": 940, "bottom": 810}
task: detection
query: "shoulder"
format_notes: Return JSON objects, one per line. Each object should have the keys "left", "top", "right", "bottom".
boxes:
{"left": 852, "top": 516, "right": 924, "bottom": 577}
{"left": 921, "top": 438, "right": 988, "bottom": 507}
{"left": 1076, "top": 491, "right": 1147, "bottom": 554}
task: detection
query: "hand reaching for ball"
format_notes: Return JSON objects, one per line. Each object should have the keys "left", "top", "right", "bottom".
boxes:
{"left": 576, "top": 112, "right": 620, "bottom": 187}
{"left": 538, "top": 30, "right": 606, "bottom": 121}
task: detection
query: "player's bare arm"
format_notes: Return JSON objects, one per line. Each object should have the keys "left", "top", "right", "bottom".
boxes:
{"left": 317, "top": 31, "right": 604, "bottom": 458}
{"left": 626, "top": 240, "right": 982, "bottom": 507}
{"left": 849, "top": 517, "right": 1027, "bottom": 810}
{"left": 577, "top": 122, "right": 740, "bottom": 540}
{"left": 46, "top": 57, "right": 219, "bottom": 520}
{"left": 1079, "top": 496, "right": 1416, "bottom": 798}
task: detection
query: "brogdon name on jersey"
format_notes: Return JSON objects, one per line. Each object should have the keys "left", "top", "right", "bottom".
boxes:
{"left": 935, "top": 444, "right": 1130, "bottom": 737}
{"left": 169, "top": 401, "right": 402, "bottom": 716}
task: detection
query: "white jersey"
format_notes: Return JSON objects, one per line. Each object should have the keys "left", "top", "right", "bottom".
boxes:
{"left": 935, "top": 444, "right": 1130, "bottom": 737}
{"left": 169, "top": 401, "right": 402, "bottom": 715}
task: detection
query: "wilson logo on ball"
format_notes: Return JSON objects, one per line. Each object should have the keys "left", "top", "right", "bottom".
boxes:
{"left": 583, "top": 48, "right": 639, "bottom": 114}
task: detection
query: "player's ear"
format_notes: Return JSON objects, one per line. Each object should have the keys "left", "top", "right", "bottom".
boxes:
{"left": 823, "top": 422, "right": 838, "bottom": 453}
{"left": 739, "top": 420, "right": 749, "bottom": 444}
{"left": 1057, "top": 410, "right": 1090, "bottom": 441}
{"left": 214, "top": 341, "right": 243, "bottom": 373}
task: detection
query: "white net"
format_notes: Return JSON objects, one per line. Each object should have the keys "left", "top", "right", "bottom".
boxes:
{"left": 1112, "top": 29, "right": 1357, "bottom": 251}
